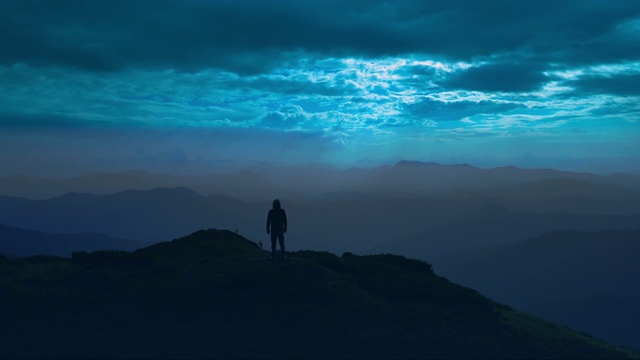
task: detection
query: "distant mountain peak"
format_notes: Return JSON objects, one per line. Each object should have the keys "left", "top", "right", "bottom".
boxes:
{"left": 394, "top": 160, "right": 478, "bottom": 169}
{"left": 394, "top": 160, "right": 441, "bottom": 167}
{"left": 491, "top": 165, "right": 520, "bottom": 170}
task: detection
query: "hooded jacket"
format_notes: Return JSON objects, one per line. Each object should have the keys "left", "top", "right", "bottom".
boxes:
{"left": 267, "top": 199, "right": 287, "bottom": 234}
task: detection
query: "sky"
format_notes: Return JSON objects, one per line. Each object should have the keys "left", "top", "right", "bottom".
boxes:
{"left": 1, "top": 0, "right": 639, "bottom": 176}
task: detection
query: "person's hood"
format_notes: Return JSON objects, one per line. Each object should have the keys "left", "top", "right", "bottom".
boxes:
{"left": 272, "top": 199, "right": 281, "bottom": 209}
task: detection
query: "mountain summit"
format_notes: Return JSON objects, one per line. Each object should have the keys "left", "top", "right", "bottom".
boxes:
{"left": 0, "top": 229, "right": 636, "bottom": 358}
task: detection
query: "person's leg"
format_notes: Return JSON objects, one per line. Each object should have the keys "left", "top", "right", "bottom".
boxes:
{"left": 270, "top": 233, "right": 277, "bottom": 258}
{"left": 278, "top": 233, "right": 285, "bottom": 257}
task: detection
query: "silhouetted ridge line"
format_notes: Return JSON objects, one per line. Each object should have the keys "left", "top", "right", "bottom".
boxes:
{"left": 395, "top": 160, "right": 441, "bottom": 166}
{"left": 394, "top": 160, "right": 478, "bottom": 169}
{"left": 134, "top": 228, "right": 262, "bottom": 260}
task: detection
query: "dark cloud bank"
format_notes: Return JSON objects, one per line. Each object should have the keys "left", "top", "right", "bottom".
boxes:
{"left": 2, "top": 0, "right": 639, "bottom": 74}
{"left": 1, "top": 0, "right": 639, "bottom": 175}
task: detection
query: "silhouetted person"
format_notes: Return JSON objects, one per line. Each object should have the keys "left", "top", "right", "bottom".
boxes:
{"left": 266, "top": 199, "right": 287, "bottom": 259}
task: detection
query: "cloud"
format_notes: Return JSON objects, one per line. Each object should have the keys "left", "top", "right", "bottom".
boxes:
{"left": 564, "top": 73, "right": 640, "bottom": 96}
{"left": 440, "top": 60, "right": 549, "bottom": 93}
{"left": 244, "top": 73, "right": 361, "bottom": 97}
{"left": 260, "top": 104, "right": 310, "bottom": 129}
{"left": 3, "top": 1, "right": 639, "bottom": 74}
{"left": 403, "top": 97, "right": 525, "bottom": 122}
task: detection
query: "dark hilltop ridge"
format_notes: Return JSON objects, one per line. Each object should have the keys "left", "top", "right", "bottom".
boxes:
{"left": 0, "top": 230, "right": 637, "bottom": 359}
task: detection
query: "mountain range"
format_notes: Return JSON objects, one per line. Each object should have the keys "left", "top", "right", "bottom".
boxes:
{"left": 433, "top": 228, "right": 640, "bottom": 349}
{"left": 2, "top": 161, "right": 640, "bottom": 202}
{"left": 0, "top": 229, "right": 636, "bottom": 359}
{"left": 0, "top": 187, "right": 244, "bottom": 243}
{"left": 1, "top": 161, "right": 639, "bottom": 354}
{"left": 1, "top": 185, "right": 638, "bottom": 254}
{"left": 370, "top": 204, "right": 640, "bottom": 258}
{"left": 0, "top": 223, "right": 143, "bottom": 257}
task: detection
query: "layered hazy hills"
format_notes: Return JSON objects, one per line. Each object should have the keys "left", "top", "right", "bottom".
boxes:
{"left": 370, "top": 205, "right": 640, "bottom": 258}
{"left": 434, "top": 228, "right": 640, "bottom": 305}
{"left": 2, "top": 187, "right": 638, "bottom": 254}
{"left": 433, "top": 228, "right": 640, "bottom": 349}
{"left": 0, "top": 169, "right": 284, "bottom": 201}
{"left": 448, "top": 177, "right": 640, "bottom": 214}
{"left": 0, "top": 187, "right": 246, "bottom": 243}
{"left": 0, "top": 229, "right": 636, "bottom": 359}
{"left": 0, "top": 223, "right": 144, "bottom": 257}
{"left": 2, "top": 161, "right": 640, "bottom": 201}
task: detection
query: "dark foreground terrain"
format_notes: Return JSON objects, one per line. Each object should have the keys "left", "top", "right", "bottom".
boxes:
{"left": 0, "top": 229, "right": 637, "bottom": 359}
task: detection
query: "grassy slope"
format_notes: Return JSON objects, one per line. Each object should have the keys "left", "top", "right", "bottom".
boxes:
{"left": 0, "top": 229, "right": 637, "bottom": 359}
